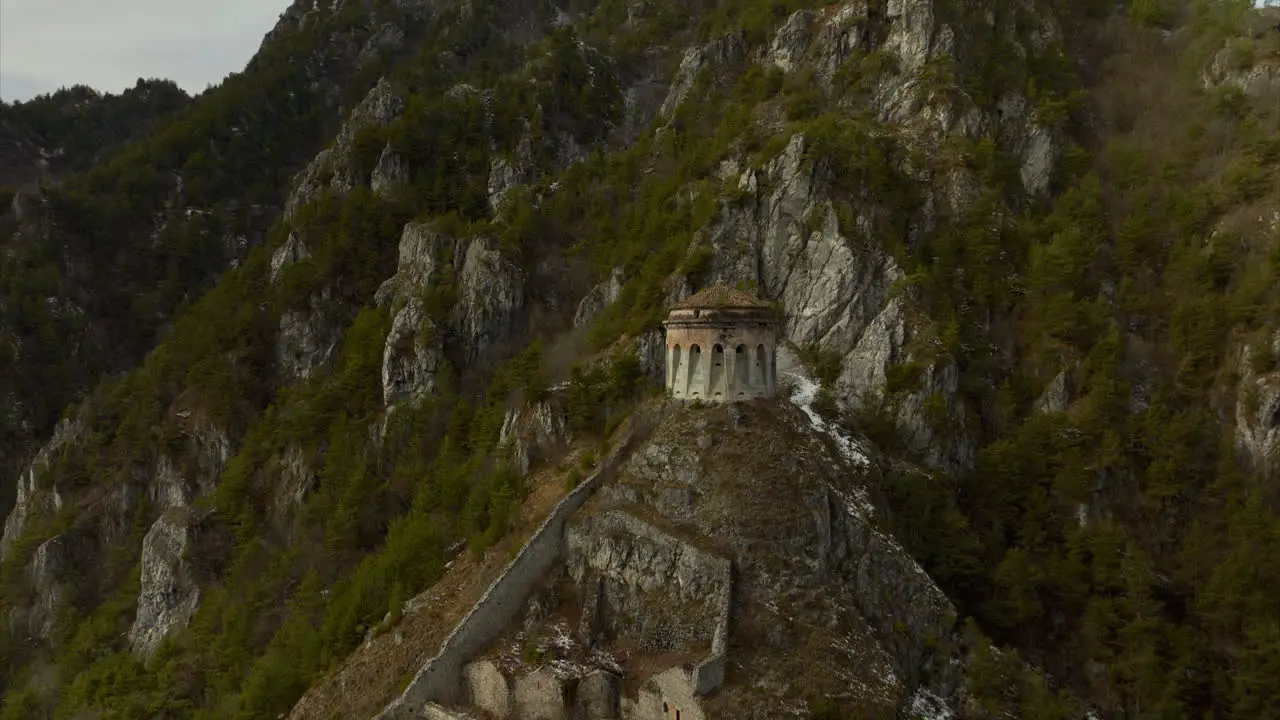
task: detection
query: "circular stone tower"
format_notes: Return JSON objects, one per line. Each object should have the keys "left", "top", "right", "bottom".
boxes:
{"left": 662, "top": 284, "right": 779, "bottom": 403}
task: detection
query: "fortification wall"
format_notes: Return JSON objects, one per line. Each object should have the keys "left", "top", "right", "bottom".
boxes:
{"left": 689, "top": 570, "right": 731, "bottom": 695}
{"left": 376, "top": 411, "right": 658, "bottom": 719}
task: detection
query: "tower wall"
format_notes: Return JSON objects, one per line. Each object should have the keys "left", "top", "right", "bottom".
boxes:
{"left": 663, "top": 315, "right": 777, "bottom": 403}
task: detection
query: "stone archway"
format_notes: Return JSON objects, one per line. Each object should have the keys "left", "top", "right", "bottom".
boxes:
{"left": 734, "top": 344, "right": 748, "bottom": 397}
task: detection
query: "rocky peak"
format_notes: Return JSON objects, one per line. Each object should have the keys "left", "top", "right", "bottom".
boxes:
{"left": 128, "top": 507, "right": 203, "bottom": 659}
{"left": 454, "top": 237, "right": 526, "bottom": 362}
{"left": 376, "top": 223, "right": 527, "bottom": 406}
{"left": 284, "top": 78, "right": 406, "bottom": 221}
{"left": 1, "top": 415, "right": 82, "bottom": 562}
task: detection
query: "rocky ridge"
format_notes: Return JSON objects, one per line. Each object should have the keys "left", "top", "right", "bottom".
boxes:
{"left": 4, "top": 0, "right": 1067, "bottom": 704}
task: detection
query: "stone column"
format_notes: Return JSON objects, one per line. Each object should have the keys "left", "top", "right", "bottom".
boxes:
{"left": 665, "top": 346, "right": 673, "bottom": 392}
{"left": 767, "top": 344, "right": 777, "bottom": 397}
{"left": 706, "top": 345, "right": 716, "bottom": 394}
{"left": 683, "top": 348, "right": 695, "bottom": 399}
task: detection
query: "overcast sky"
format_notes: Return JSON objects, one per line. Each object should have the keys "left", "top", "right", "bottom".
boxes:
{"left": 0, "top": 0, "right": 288, "bottom": 103}
{"left": 4, "top": 1, "right": 1280, "bottom": 103}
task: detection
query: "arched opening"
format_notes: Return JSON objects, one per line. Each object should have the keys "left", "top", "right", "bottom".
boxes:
{"left": 734, "top": 344, "right": 748, "bottom": 391}
{"left": 663, "top": 702, "right": 668, "bottom": 713}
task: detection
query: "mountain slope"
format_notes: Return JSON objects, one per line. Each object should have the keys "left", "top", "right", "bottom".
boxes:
{"left": 2, "top": 0, "right": 1280, "bottom": 718}
{"left": 0, "top": 80, "right": 192, "bottom": 187}
{"left": 0, "top": 0, "right": 444, "bottom": 547}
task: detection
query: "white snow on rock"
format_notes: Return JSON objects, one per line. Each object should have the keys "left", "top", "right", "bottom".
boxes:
{"left": 907, "top": 688, "right": 955, "bottom": 720}
{"left": 783, "top": 368, "right": 871, "bottom": 468}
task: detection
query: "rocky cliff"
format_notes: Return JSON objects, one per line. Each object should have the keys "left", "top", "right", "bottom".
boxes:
{"left": 435, "top": 386, "right": 965, "bottom": 719}
{"left": 4, "top": 0, "right": 1280, "bottom": 718}
{"left": 0, "top": 0, "right": 444, "bottom": 567}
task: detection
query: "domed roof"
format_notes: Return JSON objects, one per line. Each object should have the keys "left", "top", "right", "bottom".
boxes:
{"left": 671, "top": 284, "right": 771, "bottom": 310}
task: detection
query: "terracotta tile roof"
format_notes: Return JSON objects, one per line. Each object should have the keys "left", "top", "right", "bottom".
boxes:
{"left": 671, "top": 284, "right": 771, "bottom": 310}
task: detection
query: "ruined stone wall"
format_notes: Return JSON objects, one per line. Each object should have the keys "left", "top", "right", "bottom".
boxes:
{"left": 376, "top": 411, "right": 657, "bottom": 719}
{"left": 566, "top": 509, "right": 733, "bottom": 697}
{"left": 689, "top": 570, "right": 731, "bottom": 695}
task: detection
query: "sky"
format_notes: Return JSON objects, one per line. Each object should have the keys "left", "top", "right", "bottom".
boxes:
{"left": 0, "top": 0, "right": 289, "bottom": 103}
{"left": 2, "top": 1, "right": 1279, "bottom": 103}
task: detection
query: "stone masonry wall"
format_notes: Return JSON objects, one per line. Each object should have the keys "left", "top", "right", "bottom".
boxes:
{"left": 375, "top": 409, "right": 659, "bottom": 719}
{"left": 689, "top": 570, "right": 731, "bottom": 696}
{"left": 666, "top": 323, "right": 777, "bottom": 401}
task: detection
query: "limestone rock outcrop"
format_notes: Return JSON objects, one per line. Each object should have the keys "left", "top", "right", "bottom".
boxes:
{"left": 499, "top": 401, "right": 569, "bottom": 477}
{"left": 381, "top": 297, "right": 446, "bottom": 407}
{"left": 128, "top": 508, "right": 202, "bottom": 658}
{"left": 284, "top": 78, "right": 406, "bottom": 220}
{"left": 371, "top": 143, "right": 410, "bottom": 197}
{"left": 1202, "top": 19, "right": 1280, "bottom": 101}
{"left": 573, "top": 267, "right": 626, "bottom": 328}
{"left": 1235, "top": 334, "right": 1280, "bottom": 476}
{"left": 650, "top": 0, "right": 1064, "bottom": 472}
{"left": 22, "top": 534, "right": 78, "bottom": 641}
{"left": 658, "top": 31, "right": 749, "bottom": 122}
{"left": 376, "top": 223, "right": 527, "bottom": 406}
{"left": 277, "top": 285, "right": 345, "bottom": 383}
{"left": 269, "top": 77, "right": 410, "bottom": 383}
{"left": 567, "top": 510, "right": 729, "bottom": 655}
{"left": 489, "top": 136, "right": 536, "bottom": 214}
{"left": 696, "top": 130, "right": 973, "bottom": 470}
{"left": 1, "top": 415, "right": 82, "bottom": 561}
{"left": 455, "top": 237, "right": 525, "bottom": 363}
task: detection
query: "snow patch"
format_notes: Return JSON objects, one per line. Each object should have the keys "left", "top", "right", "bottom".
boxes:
{"left": 783, "top": 369, "right": 946, "bottom": 593}
{"left": 495, "top": 621, "right": 624, "bottom": 680}
{"left": 782, "top": 369, "right": 871, "bottom": 469}
{"left": 907, "top": 688, "right": 955, "bottom": 720}
{"left": 781, "top": 368, "right": 878, "bottom": 517}
{"left": 831, "top": 485, "right": 877, "bottom": 521}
